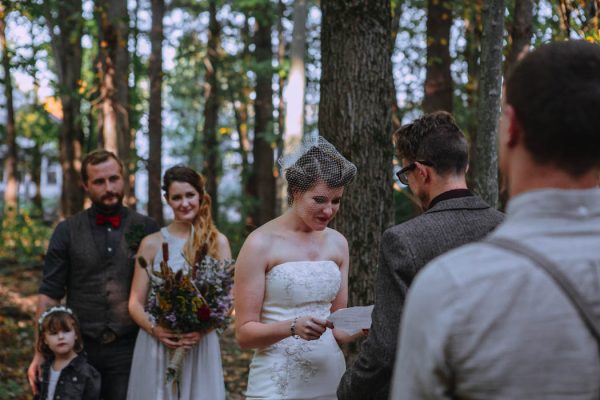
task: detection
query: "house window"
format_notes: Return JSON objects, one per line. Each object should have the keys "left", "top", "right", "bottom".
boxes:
{"left": 47, "top": 170, "right": 57, "bottom": 185}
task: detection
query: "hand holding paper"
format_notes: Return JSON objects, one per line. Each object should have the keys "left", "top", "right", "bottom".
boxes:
{"left": 327, "top": 305, "right": 374, "bottom": 335}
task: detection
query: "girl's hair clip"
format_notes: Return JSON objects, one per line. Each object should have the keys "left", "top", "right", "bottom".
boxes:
{"left": 38, "top": 305, "right": 74, "bottom": 327}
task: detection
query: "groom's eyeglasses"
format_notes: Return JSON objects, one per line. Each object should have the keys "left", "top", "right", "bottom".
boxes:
{"left": 396, "top": 160, "right": 434, "bottom": 185}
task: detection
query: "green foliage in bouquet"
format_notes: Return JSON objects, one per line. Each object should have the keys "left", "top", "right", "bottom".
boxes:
{"left": 139, "top": 242, "right": 234, "bottom": 388}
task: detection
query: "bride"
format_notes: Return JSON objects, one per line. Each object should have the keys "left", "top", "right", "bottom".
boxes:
{"left": 234, "top": 136, "right": 361, "bottom": 399}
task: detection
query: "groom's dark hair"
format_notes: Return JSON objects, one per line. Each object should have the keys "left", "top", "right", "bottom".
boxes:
{"left": 393, "top": 111, "right": 469, "bottom": 176}
{"left": 506, "top": 40, "right": 600, "bottom": 177}
{"left": 81, "top": 149, "right": 124, "bottom": 183}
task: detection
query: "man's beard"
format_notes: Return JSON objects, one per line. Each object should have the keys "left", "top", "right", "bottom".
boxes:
{"left": 93, "top": 192, "right": 124, "bottom": 213}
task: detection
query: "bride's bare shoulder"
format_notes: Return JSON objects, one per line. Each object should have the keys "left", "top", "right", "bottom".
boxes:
{"left": 326, "top": 228, "right": 348, "bottom": 247}
{"left": 241, "top": 221, "right": 280, "bottom": 252}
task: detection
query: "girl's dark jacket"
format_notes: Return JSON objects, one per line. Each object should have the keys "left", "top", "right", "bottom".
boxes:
{"left": 34, "top": 354, "right": 101, "bottom": 400}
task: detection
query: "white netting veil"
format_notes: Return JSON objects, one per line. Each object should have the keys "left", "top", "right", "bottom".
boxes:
{"left": 278, "top": 136, "right": 357, "bottom": 204}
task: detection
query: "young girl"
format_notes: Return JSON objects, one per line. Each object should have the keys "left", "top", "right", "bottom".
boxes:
{"left": 35, "top": 306, "right": 101, "bottom": 400}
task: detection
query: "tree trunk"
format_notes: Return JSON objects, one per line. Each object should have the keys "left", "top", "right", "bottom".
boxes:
{"left": 557, "top": 0, "right": 572, "bottom": 39}
{"left": 423, "top": 0, "right": 453, "bottom": 113}
{"left": 276, "top": 0, "right": 286, "bottom": 161}
{"left": 464, "top": 0, "right": 482, "bottom": 141}
{"left": 471, "top": 0, "right": 504, "bottom": 209}
{"left": 390, "top": 0, "right": 404, "bottom": 131}
{"left": 248, "top": 4, "right": 276, "bottom": 228}
{"left": 43, "top": 0, "right": 85, "bottom": 217}
{"left": 128, "top": 0, "right": 142, "bottom": 211}
{"left": 96, "top": 0, "right": 131, "bottom": 204}
{"left": 506, "top": 0, "right": 533, "bottom": 73}
{"left": 230, "top": 14, "right": 253, "bottom": 232}
{"left": 498, "top": 0, "right": 533, "bottom": 210}
{"left": 148, "top": 0, "right": 164, "bottom": 225}
{"left": 31, "top": 142, "right": 43, "bottom": 215}
{"left": 283, "top": 0, "right": 307, "bottom": 153}
{"left": 0, "top": 5, "right": 18, "bottom": 216}
{"left": 278, "top": 0, "right": 307, "bottom": 213}
{"left": 202, "top": 0, "right": 221, "bottom": 220}
{"left": 320, "top": 0, "right": 394, "bottom": 307}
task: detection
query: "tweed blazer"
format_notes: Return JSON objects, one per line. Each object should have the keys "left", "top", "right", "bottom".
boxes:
{"left": 337, "top": 195, "right": 504, "bottom": 400}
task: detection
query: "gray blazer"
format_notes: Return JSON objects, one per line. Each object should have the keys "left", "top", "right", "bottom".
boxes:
{"left": 337, "top": 195, "right": 504, "bottom": 400}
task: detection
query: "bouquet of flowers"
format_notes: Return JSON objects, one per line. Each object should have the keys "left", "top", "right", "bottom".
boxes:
{"left": 139, "top": 242, "right": 234, "bottom": 389}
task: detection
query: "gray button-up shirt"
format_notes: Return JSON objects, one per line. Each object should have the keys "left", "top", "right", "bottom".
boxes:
{"left": 391, "top": 188, "right": 600, "bottom": 399}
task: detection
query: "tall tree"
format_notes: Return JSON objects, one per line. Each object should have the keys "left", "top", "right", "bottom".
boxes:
{"left": 506, "top": 0, "right": 533, "bottom": 73}
{"left": 276, "top": 0, "right": 286, "bottom": 161}
{"left": 283, "top": 0, "right": 307, "bottom": 152}
{"left": 43, "top": 0, "right": 85, "bottom": 216}
{"left": 320, "top": 0, "right": 394, "bottom": 307}
{"left": 471, "top": 0, "right": 504, "bottom": 208}
{"left": 248, "top": 2, "right": 276, "bottom": 228}
{"left": 463, "top": 0, "right": 483, "bottom": 141}
{"left": 390, "top": 0, "right": 404, "bottom": 131}
{"left": 25, "top": 20, "right": 44, "bottom": 215}
{"left": 128, "top": 0, "right": 143, "bottom": 211}
{"left": 202, "top": 0, "right": 221, "bottom": 219}
{"left": 148, "top": 0, "right": 164, "bottom": 225}
{"left": 423, "top": 0, "right": 453, "bottom": 113}
{"left": 225, "top": 12, "right": 253, "bottom": 227}
{"left": 0, "top": 3, "right": 18, "bottom": 215}
{"left": 95, "top": 0, "right": 132, "bottom": 203}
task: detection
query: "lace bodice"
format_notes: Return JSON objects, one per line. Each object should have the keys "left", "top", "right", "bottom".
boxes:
{"left": 245, "top": 260, "right": 346, "bottom": 399}
{"left": 261, "top": 261, "right": 341, "bottom": 323}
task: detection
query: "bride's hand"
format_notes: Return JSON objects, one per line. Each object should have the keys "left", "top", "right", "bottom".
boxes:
{"left": 294, "top": 316, "right": 328, "bottom": 341}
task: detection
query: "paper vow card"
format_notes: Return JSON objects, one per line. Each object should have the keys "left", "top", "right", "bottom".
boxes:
{"left": 327, "top": 305, "right": 374, "bottom": 335}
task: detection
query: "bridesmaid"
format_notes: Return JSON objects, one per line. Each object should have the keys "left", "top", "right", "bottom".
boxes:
{"left": 127, "top": 166, "right": 231, "bottom": 400}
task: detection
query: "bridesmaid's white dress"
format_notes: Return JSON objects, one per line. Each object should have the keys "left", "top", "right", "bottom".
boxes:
{"left": 126, "top": 227, "right": 225, "bottom": 400}
{"left": 245, "top": 261, "right": 346, "bottom": 399}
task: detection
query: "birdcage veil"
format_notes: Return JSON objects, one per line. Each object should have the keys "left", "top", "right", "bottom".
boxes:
{"left": 278, "top": 135, "right": 357, "bottom": 204}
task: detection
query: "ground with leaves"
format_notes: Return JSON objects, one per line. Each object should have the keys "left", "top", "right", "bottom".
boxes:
{"left": 0, "top": 264, "right": 252, "bottom": 400}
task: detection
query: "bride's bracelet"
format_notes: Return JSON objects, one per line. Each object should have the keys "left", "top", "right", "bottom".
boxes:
{"left": 290, "top": 317, "right": 299, "bottom": 339}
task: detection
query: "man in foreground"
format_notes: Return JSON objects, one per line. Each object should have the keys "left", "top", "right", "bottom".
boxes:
{"left": 392, "top": 40, "right": 600, "bottom": 399}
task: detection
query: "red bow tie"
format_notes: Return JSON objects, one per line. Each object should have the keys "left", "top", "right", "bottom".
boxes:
{"left": 96, "top": 213, "right": 121, "bottom": 228}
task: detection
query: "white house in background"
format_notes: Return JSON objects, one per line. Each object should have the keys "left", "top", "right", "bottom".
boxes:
{"left": 0, "top": 141, "right": 63, "bottom": 210}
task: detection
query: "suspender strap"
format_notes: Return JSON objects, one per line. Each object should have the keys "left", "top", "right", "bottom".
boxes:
{"left": 486, "top": 236, "right": 600, "bottom": 345}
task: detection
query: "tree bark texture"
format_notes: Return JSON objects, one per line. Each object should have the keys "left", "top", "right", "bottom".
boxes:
{"left": 390, "top": 0, "right": 404, "bottom": 131}
{"left": 276, "top": 0, "right": 286, "bottom": 161}
{"left": 148, "top": 0, "right": 164, "bottom": 225}
{"left": 284, "top": 0, "right": 307, "bottom": 151}
{"left": 506, "top": 0, "right": 533, "bottom": 74}
{"left": 319, "top": 0, "right": 394, "bottom": 307}
{"left": 96, "top": 0, "right": 132, "bottom": 203}
{"left": 472, "top": 0, "right": 504, "bottom": 209}
{"left": 248, "top": 4, "right": 276, "bottom": 228}
{"left": 231, "top": 14, "right": 253, "bottom": 232}
{"left": 423, "top": 0, "right": 453, "bottom": 113}
{"left": 31, "top": 143, "right": 43, "bottom": 214}
{"left": 43, "top": 0, "right": 85, "bottom": 217}
{"left": 202, "top": 0, "right": 221, "bottom": 220}
{"left": 0, "top": 5, "right": 18, "bottom": 215}
{"left": 278, "top": 0, "right": 308, "bottom": 214}
{"left": 463, "top": 0, "right": 482, "bottom": 142}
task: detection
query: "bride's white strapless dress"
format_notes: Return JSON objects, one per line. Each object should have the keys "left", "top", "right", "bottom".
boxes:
{"left": 245, "top": 261, "right": 346, "bottom": 400}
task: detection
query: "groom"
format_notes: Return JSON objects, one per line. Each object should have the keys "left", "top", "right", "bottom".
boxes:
{"left": 337, "top": 111, "right": 504, "bottom": 400}
{"left": 28, "top": 150, "right": 159, "bottom": 400}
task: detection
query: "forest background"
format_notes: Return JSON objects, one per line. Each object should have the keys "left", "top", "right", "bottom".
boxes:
{"left": 0, "top": 0, "right": 598, "bottom": 398}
